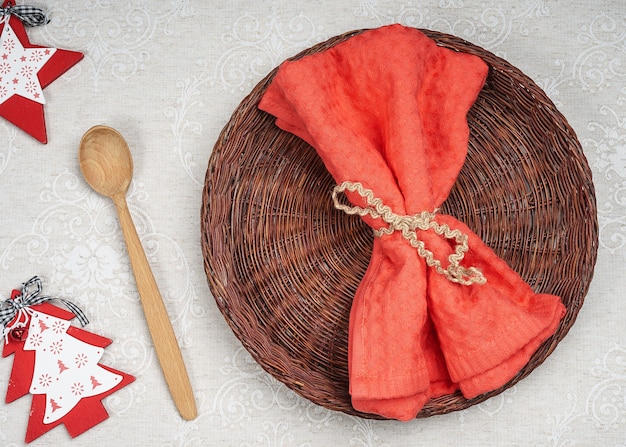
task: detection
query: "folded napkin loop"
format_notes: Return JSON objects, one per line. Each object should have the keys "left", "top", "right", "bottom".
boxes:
{"left": 332, "top": 181, "right": 486, "bottom": 286}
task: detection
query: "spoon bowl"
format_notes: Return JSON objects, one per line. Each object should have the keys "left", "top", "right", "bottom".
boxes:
{"left": 78, "top": 125, "right": 197, "bottom": 421}
{"left": 79, "top": 126, "right": 133, "bottom": 198}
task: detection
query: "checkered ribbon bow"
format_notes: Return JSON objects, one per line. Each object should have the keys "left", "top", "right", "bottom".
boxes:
{"left": 0, "top": 2, "right": 48, "bottom": 27}
{"left": 1, "top": 277, "right": 88, "bottom": 338}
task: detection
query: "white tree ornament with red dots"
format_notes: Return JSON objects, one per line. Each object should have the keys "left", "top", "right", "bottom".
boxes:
{"left": 24, "top": 311, "right": 123, "bottom": 424}
{"left": 2, "top": 277, "right": 135, "bottom": 443}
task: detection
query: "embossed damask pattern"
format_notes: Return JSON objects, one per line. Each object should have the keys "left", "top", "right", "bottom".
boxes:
{"left": 0, "top": 1, "right": 622, "bottom": 446}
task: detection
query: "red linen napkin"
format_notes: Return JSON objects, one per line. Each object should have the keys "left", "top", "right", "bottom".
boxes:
{"left": 259, "top": 24, "right": 565, "bottom": 421}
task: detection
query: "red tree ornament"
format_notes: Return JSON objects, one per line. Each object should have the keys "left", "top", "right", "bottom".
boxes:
{"left": 2, "top": 278, "right": 135, "bottom": 443}
{"left": 0, "top": 1, "right": 83, "bottom": 143}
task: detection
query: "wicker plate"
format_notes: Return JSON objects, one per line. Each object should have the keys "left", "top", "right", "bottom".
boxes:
{"left": 201, "top": 29, "right": 598, "bottom": 419}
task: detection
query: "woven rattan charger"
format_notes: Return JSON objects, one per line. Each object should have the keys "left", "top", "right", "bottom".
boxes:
{"left": 201, "top": 29, "right": 598, "bottom": 419}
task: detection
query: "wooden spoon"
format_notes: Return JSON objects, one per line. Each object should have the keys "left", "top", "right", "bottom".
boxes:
{"left": 78, "top": 125, "right": 197, "bottom": 421}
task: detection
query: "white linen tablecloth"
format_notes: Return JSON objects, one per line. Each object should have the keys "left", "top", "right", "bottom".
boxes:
{"left": 0, "top": 1, "right": 623, "bottom": 445}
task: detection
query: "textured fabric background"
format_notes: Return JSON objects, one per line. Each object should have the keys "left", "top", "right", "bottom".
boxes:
{"left": 0, "top": 1, "right": 623, "bottom": 446}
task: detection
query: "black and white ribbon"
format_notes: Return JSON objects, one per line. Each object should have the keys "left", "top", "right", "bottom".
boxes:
{"left": 1, "top": 277, "right": 89, "bottom": 339}
{"left": 0, "top": 2, "right": 48, "bottom": 27}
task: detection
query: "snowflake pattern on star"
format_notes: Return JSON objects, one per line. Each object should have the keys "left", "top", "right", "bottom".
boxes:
{"left": 2, "top": 36, "right": 14, "bottom": 51}
{"left": 29, "top": 49, "right": 47, "bottom": 62}
{"left": 19, "top": 65, "right": 33, "bottom": 77}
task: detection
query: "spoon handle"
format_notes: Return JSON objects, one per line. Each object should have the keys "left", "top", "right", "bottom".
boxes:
{"left": 113, "top": 194, "right": 197, "bottom": 421}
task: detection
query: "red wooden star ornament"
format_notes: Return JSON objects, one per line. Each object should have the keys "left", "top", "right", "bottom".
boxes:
{"left": 0, "top": 1, "right": 83, "bottom": 143}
